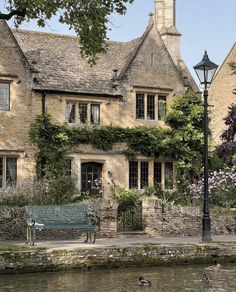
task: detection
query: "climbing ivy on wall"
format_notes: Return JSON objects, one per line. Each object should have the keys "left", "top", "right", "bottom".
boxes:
{"left": 30, "top": 92, "right": 205, "bottom": 190}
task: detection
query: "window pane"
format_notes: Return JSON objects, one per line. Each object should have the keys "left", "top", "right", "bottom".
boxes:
{"left": 129, "top": 161, "right": 138, "bottom": 189}
{"left": 165, "top": 162, "right": 173, "bottom": 190}
{"left": 136, "top": 93, "right": 144, "bottom": 119}
{"left": 79, "top": 103, "right": 88, "bottom": 123}
{"left": 91, "top": 104, "right": 100, "bottom": 125}
{"left": 147, "top": 95, "right": 155, "bottom": 120}
{"left": 65, "top": 102, "right": 76, "bottom": 123}
{"left": 6, "top": 158, "right": 17, "bottom": 187}
{"left": 158, "top": 96, "right": 166, "bottom": 120}
{"left": 140, "top": 161, "right": 149, "bottom": 189}
{"left": 0, "top": 83, "right": 10, "bottom": 111}
{"left": 154, "top": 162, "right": 162, "bottom": 186}
{"left": 0, "top": 157, "right": 3, "bottom": 188}
{"left": 81, "top": 163, "right": 102, "bottom": 195}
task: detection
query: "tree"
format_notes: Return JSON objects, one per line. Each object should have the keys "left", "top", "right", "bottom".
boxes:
{"left": 0, "top": 0, "right": 134, "bottom": 64}
{"left": 216, "top": 103, "right": 236, "bottom": 165}
{"left": 164, "top": 92, "right": 205, "bottom": 192}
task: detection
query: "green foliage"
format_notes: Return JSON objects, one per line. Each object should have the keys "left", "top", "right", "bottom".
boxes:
{"left": 115, "top": 185, "right": 185, "bottom": 207}
{"left": 216, "top": 103, "right": 236, "bottom": 166}
{"left": 30, "top": 115, "right": 174, "bottom": 166}
{"left": 211, "top": 188, "right": 236, "bottom": 209}
{"left": 209, "top": 151, "right": 224, "bottom": 171}
{"left": 164, "top": 92, "right": 204, "bottom": 191}
{"left": 30, "top": 114, "right": 72, "bottom": 178}
{"left": 2, "top": 0, "right": 133, "bottom": 65}
{"left": 144, "top": 185, "right": 185, "bottom": 205}
{"left": 115, "top": 188, "right": 142, "bottom": 205}
{"left": 0, "top": 176, "right": 78, "bottom": 207}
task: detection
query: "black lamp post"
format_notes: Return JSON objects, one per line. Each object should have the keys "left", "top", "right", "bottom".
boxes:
{"left": 194, "top": 51, "right": 218, "bottom": 242}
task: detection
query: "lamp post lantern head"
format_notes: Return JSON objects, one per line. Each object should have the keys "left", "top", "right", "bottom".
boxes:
{"left": 194, "top": 51, "right": 218, "bottom": 86}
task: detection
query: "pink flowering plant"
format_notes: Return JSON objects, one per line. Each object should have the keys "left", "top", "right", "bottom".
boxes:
{"left": 188, "top": 167, "right": 236, "bottom": 208}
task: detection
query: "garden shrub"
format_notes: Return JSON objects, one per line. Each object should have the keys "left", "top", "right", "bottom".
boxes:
{"left": 0, "top": 175, "right": 78, "bottom": 207}
{"left": 187, "top": 167, "right": 236, "bottom": 208}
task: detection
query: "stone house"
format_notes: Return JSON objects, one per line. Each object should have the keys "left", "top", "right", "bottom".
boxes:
{"left": 209, "top": 42, "right": 236, "bottom": 145}
{"left": 0, "top": 0, "right": 198, "bottom": 234}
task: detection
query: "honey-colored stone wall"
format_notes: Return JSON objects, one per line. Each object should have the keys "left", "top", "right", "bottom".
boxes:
{"left": 209, "top": 43, "right": 236, "bottom": 145}
{"left": 0, "top": 21, "right": 36, "bottom": 184}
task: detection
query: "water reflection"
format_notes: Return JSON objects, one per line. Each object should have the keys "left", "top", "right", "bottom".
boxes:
{"left": 0, "top": 264, "right": 235, "bottom": 292}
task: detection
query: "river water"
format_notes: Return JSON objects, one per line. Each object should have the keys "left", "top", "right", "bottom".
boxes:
{"left": 0, "top": 264, "right": 235, "bottom": 292}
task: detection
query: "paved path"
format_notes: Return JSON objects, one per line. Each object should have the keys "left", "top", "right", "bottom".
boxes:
{"left": 4, "top": 234, "right": 236, "bottom": 251}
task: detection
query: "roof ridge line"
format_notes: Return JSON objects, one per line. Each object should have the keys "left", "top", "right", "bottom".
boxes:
{"left": 213, "top": 41, "right": 236, "bottom": 82}
{"left": 12, "top": 28, "right": 139, "bottom": 45}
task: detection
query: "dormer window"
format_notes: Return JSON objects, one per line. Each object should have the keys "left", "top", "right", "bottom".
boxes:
{"left": 0, "top": 82, "right": 10, "bottom": 111}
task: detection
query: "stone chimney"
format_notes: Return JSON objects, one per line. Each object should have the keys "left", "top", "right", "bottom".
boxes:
{"left": 154, "top": 0, "right": 181, "bottom": 65}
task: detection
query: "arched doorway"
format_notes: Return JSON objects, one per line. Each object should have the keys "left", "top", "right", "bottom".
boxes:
{"left": 81, "top": 162, "right": 103, "bottom": 196}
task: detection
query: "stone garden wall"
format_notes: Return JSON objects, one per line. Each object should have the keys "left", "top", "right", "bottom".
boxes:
{"left": 0, "top": 200, "right": 235, "bottom": 241}
{"left": 142, "top": 199, "right": 236, "bottom": 237}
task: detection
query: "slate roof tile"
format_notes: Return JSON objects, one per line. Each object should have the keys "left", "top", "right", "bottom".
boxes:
{"left": 13, "top": 29, "right": 140, "bottom": 96}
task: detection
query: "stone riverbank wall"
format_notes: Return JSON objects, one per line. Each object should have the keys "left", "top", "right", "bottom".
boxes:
{"left": 0, "top": 242, "right": 236, "bottom": 275}
{"left": 0, "top": 200, "right": 235, "bottom": 240}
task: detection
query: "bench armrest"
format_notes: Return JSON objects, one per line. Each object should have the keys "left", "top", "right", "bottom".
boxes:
{"left": 26, "top": 218, "right": 35, "bottom": 227}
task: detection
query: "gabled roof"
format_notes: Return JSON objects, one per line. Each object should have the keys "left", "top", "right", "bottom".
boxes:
{"left": 13, "top": 29, "right": 140, "bottom": 96}
{"left": 0, "top": 20, "right": 31, "bottom": 74}
{"left": 11, "top": 24, "right": 197, "bottom": 96}
{"left": 213, "top": 42, "right": 236, "bottom": 82}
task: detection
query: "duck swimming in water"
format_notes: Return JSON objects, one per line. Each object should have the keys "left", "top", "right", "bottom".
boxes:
{"left": 205, "top": 259, "right": 222, "bottom": 272}
{"left": 139, "top": 276, "right": 152, "bottom": 286}
{"left": 202, "top": 273, "right": 210, "bottom": 285}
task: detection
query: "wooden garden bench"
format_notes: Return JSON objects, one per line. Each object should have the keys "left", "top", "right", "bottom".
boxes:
{"left": 25, "top": 204, "right": 97, "bottom": 245}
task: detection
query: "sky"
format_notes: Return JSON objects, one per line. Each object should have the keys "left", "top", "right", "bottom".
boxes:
{"left": 1, "top": 0, "right": 235, "bottom": 80}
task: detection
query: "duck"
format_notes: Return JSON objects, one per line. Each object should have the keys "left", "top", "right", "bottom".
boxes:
{"left": 139, "top": 276, "right": 152, "bottom": 286}
{"left": 202, "top": 273, "right": 210, "bottom": 285}
{"left": 205, "top": 259, "right": 222, "bottom": 272}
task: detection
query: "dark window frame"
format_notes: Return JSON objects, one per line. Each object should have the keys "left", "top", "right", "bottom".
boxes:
{"left": 154, "top": 161, "right": 162, "bottom": 186}
{"left": 158, "top": 95, "right": 167, "bottom": 120}
{"left": 81, "top": 162, "right": 103, "bottom": 195}
{"left": 129, "top": 161, "right": 138, "bottom": 189}
{"left": 0, "top": 82, "right": 10, "bottom": 111}
{"left": 147, "top": 94, "right": 155, "bottom": 120}
{"left": 165, "top": 162, "right": 174, "bottom": 190}
{"left": 136, "top": 93, "right": 145, "bottom": 119}
{"left": 65, "top": 101, "right": 76, "bottom": 123}
{"left": 0, "top": 157, "right": 17, "bottom": 188}
{"left": 91, "top": 104, "right": 100, "bottom": 125}
{"left": 79, "top": 103, "right": 88, "bottom": 124}
{"left": 140, "top": 161, "right": 149, "bottom": 189}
